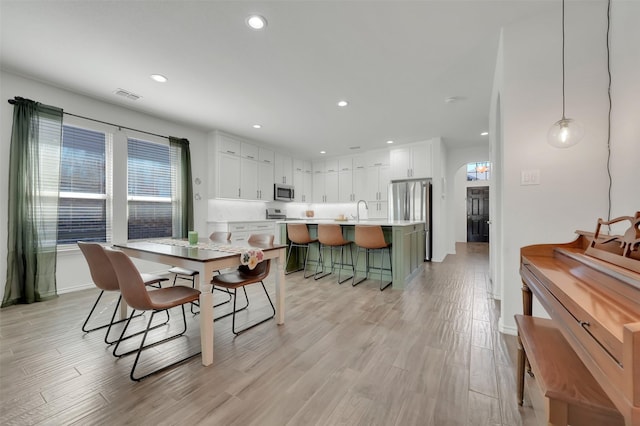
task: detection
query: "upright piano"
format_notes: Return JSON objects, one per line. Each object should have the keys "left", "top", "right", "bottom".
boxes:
{"left": 519, "top": 212, "right": 640, "bottom": 425}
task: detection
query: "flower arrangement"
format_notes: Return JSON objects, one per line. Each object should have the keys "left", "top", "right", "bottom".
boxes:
{"left": 240, "top": 248, "right": 264, "bottom": 270}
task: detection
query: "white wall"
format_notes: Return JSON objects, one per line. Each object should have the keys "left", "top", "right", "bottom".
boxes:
{"left": 0, "top": 71, "right": 209, "bottom": 297}
{"left": 496, "top": 1, "right": 640, "bottom": 334}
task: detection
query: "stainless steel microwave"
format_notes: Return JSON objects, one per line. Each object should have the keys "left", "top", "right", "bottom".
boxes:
{"left": 274, "top": 183, "right": 294, "bottom": 202}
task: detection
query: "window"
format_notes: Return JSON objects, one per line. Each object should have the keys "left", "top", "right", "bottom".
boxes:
{"left": 466, "top": 162, "right": 491, "bottom": 181}
{"left": 57, "top": 125, "right": 111, "bottom": 244}
{"left": 127, "top": 138, "right": 173, "bottom": 239}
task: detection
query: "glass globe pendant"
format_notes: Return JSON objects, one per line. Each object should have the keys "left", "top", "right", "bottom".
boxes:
{"left": 547, "top": 0, "right": 584, "bottom": 148}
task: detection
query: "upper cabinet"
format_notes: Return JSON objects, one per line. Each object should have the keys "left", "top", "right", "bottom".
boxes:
{"left": 274, "top": 153, "right": 293, "bottom": 185}
{"left": 293, "top": 159, "right": 312, "bottom": 203}
{"left": 390, "top": 141, "right": 432, "bottom": 180}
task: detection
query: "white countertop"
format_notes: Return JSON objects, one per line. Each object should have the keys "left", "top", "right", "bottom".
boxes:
{"left": 275, "top": 219, "right": 424, "bottom": 227}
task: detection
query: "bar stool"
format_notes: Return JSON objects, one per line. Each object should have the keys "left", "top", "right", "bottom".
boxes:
{"left": 352, "top": 225, "right": 392, "bottom": 291}
{"left": 285, "top": 223, "right": 319, "bottom": 278}
{"left": 315, "top": 224, "right": 354, "bottom": 284}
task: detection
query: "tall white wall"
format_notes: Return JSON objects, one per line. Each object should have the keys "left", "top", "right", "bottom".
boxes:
{"left": 496, "top": 1, "right": 640, "bottom": 334}
{"left": 0, "top": 71, "right": 209, "bottom": 298}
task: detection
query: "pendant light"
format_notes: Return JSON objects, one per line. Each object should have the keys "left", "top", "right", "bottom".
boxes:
{"left": 547, "top": 0, "right": 584, "bottom": 148}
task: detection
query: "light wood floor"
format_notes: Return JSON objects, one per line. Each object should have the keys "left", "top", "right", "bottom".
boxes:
{"left": 0, "top": 242, "right": 541, "bottom": 425}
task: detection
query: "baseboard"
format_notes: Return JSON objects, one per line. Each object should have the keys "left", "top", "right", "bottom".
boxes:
{"left": 498, "top": 316, "right": 517, "bottom": 336}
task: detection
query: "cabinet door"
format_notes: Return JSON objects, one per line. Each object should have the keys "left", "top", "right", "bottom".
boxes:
{"left": 218, "top": 153, "right": 241, "bottom": 199}
{"left": 378, "top": 165, "right": 390, "bottom": 201}
{"left": 240, "top": 158, "right": 258, "bottom": 200}
{"left": 390, "top": 147, "right": 411, "bottom": 179}
{"left": 352, "top": 167, "right": 367, "bottom": 201}
{"left": 241, "top": 142, "right": 259, "bottom": 160}
{"left": 258, "top": 161, "right": 274, "bottom": 200}
{"left": 275, "top": 153, "right": 292, "bottom": 184}
{"left": 364, "top": 167, "right": 379, "bottom": 201}
{"left": 325, "top": 172, "right": 339, "bottom": 203}
{"left": 338, "top": 169, "right": 353, "bottom": 202}
{"left": 410, "top": 142, "right": 432, "bottom": 178}
{"left": 293, "top": 168, "right": 305, "bottom": 202}
{"left": 303, "top": 171, "right": 313, "bottom": 203}
{"left": 312, "top": 172, "right": 325, "bottom": 203}
{"left": 219, "top": 135, "right": 241, "bottom": 155}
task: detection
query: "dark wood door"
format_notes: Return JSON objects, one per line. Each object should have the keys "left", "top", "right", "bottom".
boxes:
{"left": 467, "top": 186, "right": 489, "bottom": 242}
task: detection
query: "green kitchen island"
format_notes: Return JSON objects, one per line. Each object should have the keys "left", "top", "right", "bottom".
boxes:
{"left": 277, "top": 220, "right": 426, "bottom": 290}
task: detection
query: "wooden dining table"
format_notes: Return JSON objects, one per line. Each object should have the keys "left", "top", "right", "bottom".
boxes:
{"left": 112, "top": 238, "right": 287, "bottom": 366}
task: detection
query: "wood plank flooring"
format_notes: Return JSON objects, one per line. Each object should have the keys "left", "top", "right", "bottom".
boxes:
{"left": 0, "top": 243, "right": 541, "bottom": 425}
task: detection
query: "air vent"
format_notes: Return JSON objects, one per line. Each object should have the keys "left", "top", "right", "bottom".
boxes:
{"left": 114, "top": 88, "right": 142, "bottom": 101}
{"left": 349, "top": 146, "right": 361, "bottom": 150}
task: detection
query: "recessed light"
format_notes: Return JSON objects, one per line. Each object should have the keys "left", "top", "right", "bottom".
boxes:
{"left": 246, "top": 15, "right": 267, "bottom": 30}
{"left": 337, "top": 100, "right": 349, "bottom": 107}
{"left": 386, "top": 140, "right": 394, "bottom": 144}
{"left": 252, "top": 124, "right": 262, "bottom": 129}
{"left": 481, "top": 132, "right": 489, "bottom": 136}
{"left": 150, "top": 74, "right": 168, "bottom": 83}
{"left": 320, "top": 151, "right": 326, "bottom": 154}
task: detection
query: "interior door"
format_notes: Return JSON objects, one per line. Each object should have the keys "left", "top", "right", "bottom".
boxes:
{"left": 467, "top": 186, "right": 489, "bottom": 242}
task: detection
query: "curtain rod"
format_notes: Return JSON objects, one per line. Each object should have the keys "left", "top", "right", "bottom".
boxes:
{"left": 7, "top": 98, "right": 169, "bottom": 140}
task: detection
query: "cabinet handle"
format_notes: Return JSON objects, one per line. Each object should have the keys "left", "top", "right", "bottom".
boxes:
{"left": 227, "top": 150, "right": 236, "bottom": 154}
{"left": 238, "top": 188, "right": 241, "bottom": 197}
{"left": 247, "top": 155, "right": 255, "bottom": 159}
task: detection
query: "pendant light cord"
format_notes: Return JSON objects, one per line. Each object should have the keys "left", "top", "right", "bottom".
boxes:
{"left": 606, "top": 0, "right": 612, "bottom": 223}
{"left": 561, "top": 0, "right": 566, "bottom": 119}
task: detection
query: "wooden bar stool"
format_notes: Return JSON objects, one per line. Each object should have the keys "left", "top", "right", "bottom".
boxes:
{"left": 352, "top": 225, "right": 392, "bottom": 291}
{"left": 285, "top": 223, "right": 319, "bottom": 278}
{"left": 314, "top": 224, "right": 354, "bottom": 284}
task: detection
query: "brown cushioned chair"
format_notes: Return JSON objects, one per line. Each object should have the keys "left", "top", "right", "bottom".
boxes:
{"left": 285, "top": 223, "right": 319, "bottom": 278}
{"left": 352, "top": 225, "right": 392, "bottom": 291}
{"left": 210, "top": 234, "right": 275, "bottom": 335}
{"left": 78, "top": 241, "right": 169, "bottom": 344}
{"left": 105, "top": 248, "right": 201, "bottom": 381}
{"left": 314, "top": 224, "right": 354, "bottom": 284}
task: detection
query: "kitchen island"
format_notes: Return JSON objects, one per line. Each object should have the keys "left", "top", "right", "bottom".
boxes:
{"left": 277, "top": 219, "right": 425, "bottom": 289}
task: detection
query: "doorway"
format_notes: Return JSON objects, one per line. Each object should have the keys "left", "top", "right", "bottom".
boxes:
{"left": 467, "top": 186, "right": 489, "bottom": 242}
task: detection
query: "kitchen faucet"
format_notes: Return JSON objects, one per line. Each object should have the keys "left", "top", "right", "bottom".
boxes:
{"left": 357, "top": 199, "right": 368, "bottom": 222}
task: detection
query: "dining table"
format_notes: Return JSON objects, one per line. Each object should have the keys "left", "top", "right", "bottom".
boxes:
{"left": 112, "top": 238, "right": 287, "bottom": 366}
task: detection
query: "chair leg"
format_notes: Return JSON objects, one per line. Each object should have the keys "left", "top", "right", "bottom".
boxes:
{"left": 380, "top": 247, "right": 392, "bottom": 291}
{"left": 213, "top": 286, "right": 250, "bottom": 322}
{"left": 314, "top": 244, "right": 331, "bottom": 280}
{"left": 352, "top": 247, "right": 367, "bottom": 287}
{"left": 111, "top": 307, "right": 174, "bottom": 357}
{"left": 129, "top": 305, "right": 201, "bottom": 382}
{"left": 230, "top": 282, "right": 276, "bottom": 336}
{"left": 337, "top": 245, "right": 354, "bottom": 284}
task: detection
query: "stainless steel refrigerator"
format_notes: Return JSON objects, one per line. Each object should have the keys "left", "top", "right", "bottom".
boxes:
{"left": 388, "top": 178, "right": 432, "bottom": 261}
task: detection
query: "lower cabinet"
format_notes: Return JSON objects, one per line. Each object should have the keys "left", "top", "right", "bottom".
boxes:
{"left": 208, "top": 221, "right": 276, "bottom": 243}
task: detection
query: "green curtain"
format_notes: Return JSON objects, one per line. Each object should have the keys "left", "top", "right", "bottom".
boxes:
{"left": 3, "top": 97, "right": 63, "bottom": 307}
{"left": 169, "top": 137, "right": 193, "bottom": 238}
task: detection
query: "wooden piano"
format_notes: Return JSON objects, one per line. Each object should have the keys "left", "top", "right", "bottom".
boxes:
{"left": 518, "top": 212, "right": 640, "bottom": 426}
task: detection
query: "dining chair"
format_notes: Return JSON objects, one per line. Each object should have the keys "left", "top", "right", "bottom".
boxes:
{"left": 352, "top": 225, "right": 393, "bottom": 291}
{"left": 78, "top": 241, "right": 169, "bottom": 344}
{"left": 169, "top": 231, "right": 233, "bottom": 314}
{"left": 105, "top": 248, "right": 202, "bottom": 381}
{"left": 210, "top": 234, "right": 275, "bottom": 335}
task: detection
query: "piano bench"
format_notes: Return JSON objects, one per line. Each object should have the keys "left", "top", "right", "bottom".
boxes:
{"left": 515, "top": 315, "right": 624, "bottom": 426}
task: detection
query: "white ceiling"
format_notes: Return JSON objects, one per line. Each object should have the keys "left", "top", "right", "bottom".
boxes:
{"left": 0, "top": 1, "right": 554, "bottom": 158}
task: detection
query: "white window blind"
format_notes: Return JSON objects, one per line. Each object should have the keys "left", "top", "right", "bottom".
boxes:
{"left": 57, "top": 125, "right": 112, "bottom": 244}
{"left": 127, "top": 137, "right": 173, "bottom": 239}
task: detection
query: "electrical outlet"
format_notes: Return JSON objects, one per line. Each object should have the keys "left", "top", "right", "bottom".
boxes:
{"left": 521, "top": 169, "right": 540, "bottom": 186}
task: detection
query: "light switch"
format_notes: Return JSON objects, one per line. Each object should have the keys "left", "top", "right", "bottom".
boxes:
{"left": 521, "top": 169, "right": 540, "bottom": 185}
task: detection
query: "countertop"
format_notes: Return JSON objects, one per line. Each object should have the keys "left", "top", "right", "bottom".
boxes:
{"left": 275, "top": 219, "right": 424, "bottom": 227}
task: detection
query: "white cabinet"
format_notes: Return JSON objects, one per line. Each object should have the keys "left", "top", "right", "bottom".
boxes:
{"left": 312, "top": 159, "right": 339, "bottom": 203}
{"left": 338, "top": 157, "right": 354, "bottom": 202}
{"left": 366, "top": 149, "right": 390, "bottom": 167}
{"left": 293, "top": 159, "right": 312, "bottom": 202}
{"left": 390, "top": 142, "right": 432, "bottom": 179}
{"left": 274, "top": 153, "right": 293, "bottom": 185}
{"left": 364, "top": 164, "right": 390, "bottom": 202}
{"left": 217, "top": 152, "right": 241, "bottom": 199}
{"left": 210, "top": 221, "right": 276, "bottom": 243}
{"left": 211, "top": 132, "right": 274, "bottom": 201}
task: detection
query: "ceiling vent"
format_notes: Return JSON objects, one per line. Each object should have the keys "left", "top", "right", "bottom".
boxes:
{"left": 114, "top": 88, "right": 142, "bottom": 101}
